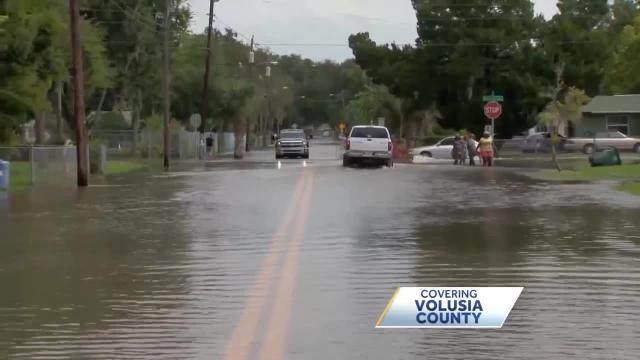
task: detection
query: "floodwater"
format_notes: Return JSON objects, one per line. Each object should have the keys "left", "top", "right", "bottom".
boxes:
{"left": 1, "top": 143, "right": 639, "bottom": 359}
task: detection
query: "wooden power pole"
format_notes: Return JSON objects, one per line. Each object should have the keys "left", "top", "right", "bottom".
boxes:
{"left": 69, "top": 0, "right": 88, "bottom": 187}
{"left": 246, "top": 35, "right": 254, "bottom": 152}
{"left": 200, "top": 0, "right": 217, "bottom": 136}
{"left": 162, "top": 0, "right": 171, "bottom": 170}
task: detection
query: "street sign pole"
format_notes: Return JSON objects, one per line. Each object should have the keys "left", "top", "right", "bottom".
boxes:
{"left": 491, "top": 118, "right": 495, "bottom": 138}
{"left": 483, "top": 93, "right": 503, "bottom": 138}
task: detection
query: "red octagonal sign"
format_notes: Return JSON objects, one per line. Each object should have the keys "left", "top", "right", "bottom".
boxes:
{"left": 484, "top": 101, "right": 502, "bottom": 120}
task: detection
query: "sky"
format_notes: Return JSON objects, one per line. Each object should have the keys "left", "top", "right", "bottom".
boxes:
{"left": 187, "top": 0, "right": 560, "bottom": 62}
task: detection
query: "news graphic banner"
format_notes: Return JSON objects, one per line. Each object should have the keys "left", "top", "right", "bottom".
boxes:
{"left": 376, "top": 287, "right": 523, "bottom": 329}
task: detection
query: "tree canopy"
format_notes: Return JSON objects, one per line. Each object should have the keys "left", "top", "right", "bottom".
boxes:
{"left": 349, "top": 0, "right": 640, "bottom": 138}
{"left": 3, "top": 0, "right": 640, "bottom": 144}
{"left": 0, "top": 0, "right": 367, "bottom": 143}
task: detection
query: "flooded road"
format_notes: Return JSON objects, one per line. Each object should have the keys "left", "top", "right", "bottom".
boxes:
{"left": 1, "top": 143, "right": 639, "bottom": 359}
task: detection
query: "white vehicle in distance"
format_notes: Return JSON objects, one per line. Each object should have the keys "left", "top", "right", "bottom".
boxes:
{"left": 409, "top": 136, "right": 480, "bottom": 162}
{"left": 343, "top": 125, "right": 393, "bottom": 167}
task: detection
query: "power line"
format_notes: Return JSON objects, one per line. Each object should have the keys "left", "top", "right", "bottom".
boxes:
{"left": 106, "top": 0, "right": 163, "bottom": 29}
{"left": 259, "top": 43, "right": 350, "bottom": 47}
{"left": 258, "top": 39, "right": 605, "bottom": 48}
{"left": 81, "top": 7, "right": 210, "bottom": 16}
{"left": 212, "top": 15, "right": 253, "bottom": 42}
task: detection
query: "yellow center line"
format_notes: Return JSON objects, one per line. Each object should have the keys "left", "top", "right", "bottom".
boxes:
{"left": 259, "top": 174, "right": 314, "bottom": 360}
{"left": 223, "top": 171, "right": 311, "bottom": 360}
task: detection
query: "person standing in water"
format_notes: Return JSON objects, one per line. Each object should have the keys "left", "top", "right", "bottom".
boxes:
{"left": 477, "top": 132, "right": 494, "bottom": 167}
{"left": 465, "top": 133, "right": 477, "bottom": 166}
{"left": 452, "top": 135, "right": 467, "bottom": 165}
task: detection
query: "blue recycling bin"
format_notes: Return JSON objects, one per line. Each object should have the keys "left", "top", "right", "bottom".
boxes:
{"left": 0, "top": 160, "right": 9, "bottom": 191}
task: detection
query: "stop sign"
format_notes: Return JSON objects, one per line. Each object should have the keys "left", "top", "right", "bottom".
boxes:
{"left": 484, "top": 101, "right": 502, "bottom": 120}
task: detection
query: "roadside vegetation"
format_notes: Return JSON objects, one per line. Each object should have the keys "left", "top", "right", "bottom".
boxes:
{"left": 528, "top": 162, "right": 640, "bottom": 196}
{"left": 105, "top": 161, "right": 149, "bottom": 175}
{"left": 7, "top": 162, "right": 30, "bottom": 193}
{"left": 3, "top": 1, "right": 640, "bottom": 154}
{"left": 8, "top": 160, "right": 149, "bottom": 193}
{"left": 617, "top": 182, "right": 640, "bottom": 195}
{"left": 539, "top": 164, "right": 640, "bottom": 181}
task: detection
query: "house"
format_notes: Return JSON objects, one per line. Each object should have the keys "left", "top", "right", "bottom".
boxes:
{"left": 577, "top": 95, "right": 640, "bottom": 137}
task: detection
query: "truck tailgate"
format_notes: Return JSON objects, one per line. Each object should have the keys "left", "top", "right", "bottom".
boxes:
{"left": 350, "top": 137, "right": 389, "bottom": 152}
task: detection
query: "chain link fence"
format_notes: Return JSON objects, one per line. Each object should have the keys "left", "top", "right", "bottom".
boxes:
{"left": 91, "top": 129, "right": 203, "bottom": 161}
{"left": 90, "top": 129, "right": 256, "bottom": 161}
{"left": 0, "top": 146, "right": 78, "bottom": 188}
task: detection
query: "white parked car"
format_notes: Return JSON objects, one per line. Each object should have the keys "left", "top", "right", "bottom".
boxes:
{"left": 409, "top": 136, "right": 480, "bottom": 162}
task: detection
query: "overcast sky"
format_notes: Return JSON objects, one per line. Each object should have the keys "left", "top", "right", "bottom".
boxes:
{"left": 187, "top": 0, "right": 560, "bottom": 62}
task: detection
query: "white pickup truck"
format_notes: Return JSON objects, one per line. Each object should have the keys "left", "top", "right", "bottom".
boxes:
{"left": 343, "top": 125, "right": 393, "bottom": 167}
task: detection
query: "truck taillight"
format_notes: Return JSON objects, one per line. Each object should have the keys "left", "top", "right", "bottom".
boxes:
{"left": 346, "top": 139, "right": 351, "bottom": 150}
{"left": 388, "top": 141, "right": 392, "bottom": 152}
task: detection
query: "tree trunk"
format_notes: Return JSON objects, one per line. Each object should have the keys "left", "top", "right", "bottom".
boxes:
{"left": 234, "top": 115, "right": 247, "bottom": 159}
{"left": 55, "top": 83, "right": 63, "bottom": 142}
{"left": 35, "top": 88, "right": 48, "bottom": 144}
{"left": 132, "top": 89, "right": 142, "bottom": 154}
{"left": 35, "top": 112, "right": 46, "bottom": 145}
{"left": 218, "top": 119, "right": 226, "bottom": 154}
{"left": 467, "top": 75, "right": 475, "bottom": 101}
{"left": 551, "top": 141, "right": 562, "bottom": 172}
{"left": 89, "top": 88, "right": 107, "bottom": 136}
{"left": 551, "top": 62, "right": 565, "bottom": 172}
{"left": 407, "top": 120, "right": 417, "bottom": 149}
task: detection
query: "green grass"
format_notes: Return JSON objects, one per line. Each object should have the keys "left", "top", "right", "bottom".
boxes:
{"left": 105, "top": 160, "right": 149, "bottom": 175}
{"left": 617, "top": 182, "right": 640, "bottom": 196}
{"left": 1, "top": 160, "right": 149, "bottom": 193}
{"left": 539, "top": 164, "right": 640, "bottom": 181}
{"left": 527, "top": 164, "right": 640, "bottom": 196}
{"left": 6, "top": 161, "right": 31, "bottom": 193}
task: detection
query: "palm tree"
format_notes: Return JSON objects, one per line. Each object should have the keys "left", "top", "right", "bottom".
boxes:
{"left": 537, "top": 87, "right": 590, "bottom": 171}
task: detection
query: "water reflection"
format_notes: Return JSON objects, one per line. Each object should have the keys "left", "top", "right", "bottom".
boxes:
{"left": 0, "top": 158, "right": 639, "bottom": 359}
{"left": 0, "top": 182, "right": 195, "bottom": 359}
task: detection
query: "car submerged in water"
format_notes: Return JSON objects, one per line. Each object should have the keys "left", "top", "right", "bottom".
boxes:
{"left": 275, "top": 129, "right": 310, "bottom": 159}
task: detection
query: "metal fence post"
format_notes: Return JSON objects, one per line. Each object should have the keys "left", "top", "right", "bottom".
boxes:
{"left": 100, "top": 144, "right": 107, "bottom": 174}
{"left": 30, "top": 146, "right": 35, "bottom": 185}
{"left": 147, "top": 130, "right": 152, "bottom": 165}
{"left": 195, "top": 132, "right": 198, "bottom": 160}
{"left": 178, "top": 131, "right": 183, "bottom": 161}
{"left": 86, "top": 144, "right": 90, "bottom": 178}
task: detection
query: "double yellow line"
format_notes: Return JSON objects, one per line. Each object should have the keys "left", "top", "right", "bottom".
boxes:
{"left": 224, "top": 170, "right": 314, "bottom": 360}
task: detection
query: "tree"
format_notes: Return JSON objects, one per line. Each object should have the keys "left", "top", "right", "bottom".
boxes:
{"left": 0, "top": 0, "right": 112, "bottom": 143}
{"left": 0, "top": 0, "right": 367, "bottom": 153}
{"left": 0, "top": 0, "right": 66, "bottom": 142}
{"left": 538, "top": 87, "right": 590, "bottom": 171}
{"left": 350, "top": 0, "right": 542, "bottom": 139}
{"left": 604, "top": 15, "right": 640, "bottom": 93}
{"left": 82, "top": 0, "right": 190, "bottom": 133}
{"left": 541, "top": 0, "right": 612, "bottom": 97}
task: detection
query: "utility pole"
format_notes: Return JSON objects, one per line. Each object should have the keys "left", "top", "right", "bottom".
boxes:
{"left": 162, "top": 0, "right": 171, "bottom": 170}
{"left": 340, "top": 89, "right": 346, "bottom": 121}
{"left": 246, "top": 35, "right": 254, "bottom": 152}
{"left": 266, "top": 66, "right": 275, "bottom": 136}
{"left": 200, "top": 0, "right": 217, "bottom": 136}
{"left": 69, "top": 0, "right": 88, "bottom": 187}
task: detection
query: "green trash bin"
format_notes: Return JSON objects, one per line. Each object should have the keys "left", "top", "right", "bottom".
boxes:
{"left": 589, "top": 147, "right": 622, "bottom": 167}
